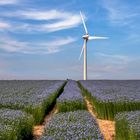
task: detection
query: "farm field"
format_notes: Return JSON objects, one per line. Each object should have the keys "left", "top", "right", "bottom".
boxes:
{"left": 57, "top": 80, "right": 86, "bottom": 112}
{"left": 115, "top": 111, "right": 140, "bottom": 140}
{"left": 1, "top": 0, "right": 139, "bottom": 139}
{"left": 79, "top": 80, "right": 140, "bottom": 120}
{"left": 0, "top": 80, "right": 65, "bottom": 124}
{"left": 40, "top": 111, "right": 104, "bottom": 140}
{"left": 0, "top": 80, "right": 140, "bottom": 140}
{"left": 0, "top": 80, "right": 66, "bottom": 140}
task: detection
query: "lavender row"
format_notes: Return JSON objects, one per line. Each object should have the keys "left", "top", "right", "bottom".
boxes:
{"left": 0, "top": 108, "right": 34, "bottom": 140}
{"left": 0, "top": 80, "right": 65, "bottom": 123}
{"left": 115, "top": 111, "right": 140, "bottom": 140}
{"left": 40, "top": 111, "right": 104, "bottom": 140}
{"left": 0, "top": 80, "right": 64, "bottom": 108}
{"left": 79, "top": 80, "right": 140, "bottom": 120}
{"left": 57, "top": 80, "right": 86, "bottom": 112}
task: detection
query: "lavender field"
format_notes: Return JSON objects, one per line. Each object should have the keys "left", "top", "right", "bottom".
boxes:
{"left": 57, "top": 80, "right": 86, "bottom": 112}
{"left": 0, "top": 80, "right": 140, "bottom": 140}
{"left": 40, "top": 111, "right": 104, "bottom": 140}
{"left": 115, "top": 111, "right": 140, "bottom": 140}
{"left": 79, "top": 80, "right": 140, "bottom": 119}
{"left": 0, "top": 80, "right": 65, "bottom": 140}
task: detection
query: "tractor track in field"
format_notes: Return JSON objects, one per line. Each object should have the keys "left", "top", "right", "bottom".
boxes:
{"left": 84, "top": 97, "right": 115, "bottom": 140}
{"left": 33, "top": 105, "right": 58, "bottom": 139}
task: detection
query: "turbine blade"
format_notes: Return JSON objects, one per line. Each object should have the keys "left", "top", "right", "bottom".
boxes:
{"left": 79, "top": 45, "right": 84, "bottom": 60}
{"left": 80, "top": 11, "right": 88, "bottom": 34}
{"left": 89, "top": 36, "right": 109, "bottom": 40}
{"left": 79, "top": 40, "right": 86, "bottom": 60}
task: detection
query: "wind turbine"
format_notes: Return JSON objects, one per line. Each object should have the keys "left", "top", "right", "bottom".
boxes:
{"left": 79, "top": 11, "right": 108, "bottom": 80}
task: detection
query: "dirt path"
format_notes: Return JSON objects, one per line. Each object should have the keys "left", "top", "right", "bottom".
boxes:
{"left": 84, "top": 97, "right": 115, "bottom": 140}
{"left": 33, "top": 106, "right": 58, "bottom": 139}
{"left": 33, "top": 97, "right": 115, "bottom": 140}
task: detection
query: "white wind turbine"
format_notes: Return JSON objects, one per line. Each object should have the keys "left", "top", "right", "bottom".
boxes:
{"left": 79, "top": 11, "right": 108, "bottom": 80}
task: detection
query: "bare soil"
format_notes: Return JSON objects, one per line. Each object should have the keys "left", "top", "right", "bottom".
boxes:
{"left": 84, "top": 97, "right": 115, "bottom": 140}
{"left": 33, "top": 106, "right": 58, "bottom": 139}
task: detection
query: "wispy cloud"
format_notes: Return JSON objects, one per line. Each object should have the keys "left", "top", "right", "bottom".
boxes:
{"left": 0, "top": 0, "right": 18, "bottom": 5}
{"left": 59, "top": 52, "right": 133, "bottom": 73}
{"left": 57, "top": 52, "right": 138, "bottom": 79}
{"left": 41, "top": 15, "right": 81, "bottom": 32}
{"left": 11, "top": 10, "right": 73, "bottom": 21}
{"left": 101, "top": 0, "right": 140, "bottom": 26}
{"left": 1, "top": 9, "right": 82, "bottom": 33}
{"left": 0, "top": 21, "right": 11, "bottom": 30}
{"left": 0, "top": 36, "right": 77, "bottom": 54}
{"left": 0, "top": 36, "right": 27, "bottom": 52}
{"left": 96, "top": 52, "right": 132, "bottom": 65}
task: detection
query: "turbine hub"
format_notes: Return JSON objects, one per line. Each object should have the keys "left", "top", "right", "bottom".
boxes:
{"left": 82, "top": 34, "right": 89, "bottom": 40}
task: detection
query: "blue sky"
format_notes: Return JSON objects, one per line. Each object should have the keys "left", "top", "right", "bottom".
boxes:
{"left": 0, "top": 0, "right": 140, "bottom": 80}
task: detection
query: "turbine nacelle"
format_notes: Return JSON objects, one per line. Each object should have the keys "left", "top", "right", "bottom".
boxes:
{"left": 82, "top": 34, "right": 89, "bottom": 40}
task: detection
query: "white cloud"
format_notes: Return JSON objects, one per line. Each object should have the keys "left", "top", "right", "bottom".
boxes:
{"left": 1, "top": 9, "right": 82, "bottom": 33}
{"left": 0, "top": 0, "right": 18, "bottom": 5}
{"left": 0, "top": 36, "right": 77, "bottom": 54}
{"left": 14, "top": 10, "right": 71, "bottom": 21}
{"left": 36, "top": 37, "right": 76, "bottom": 48}
{"left": 0, "top": 36, "right": 27, "bottom": 52}
{"left": 0, "top": 21, "right": 11, "bottom": 30}
{"left": 41, "top": 15, "right": 81, "bottom": 32}
{"left": 31, "top": 37, "right": 77, "bottom": 54}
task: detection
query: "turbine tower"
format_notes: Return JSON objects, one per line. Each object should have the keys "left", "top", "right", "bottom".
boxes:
{"left": 79, "top": 12, "right": 108, "bottom": 80}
